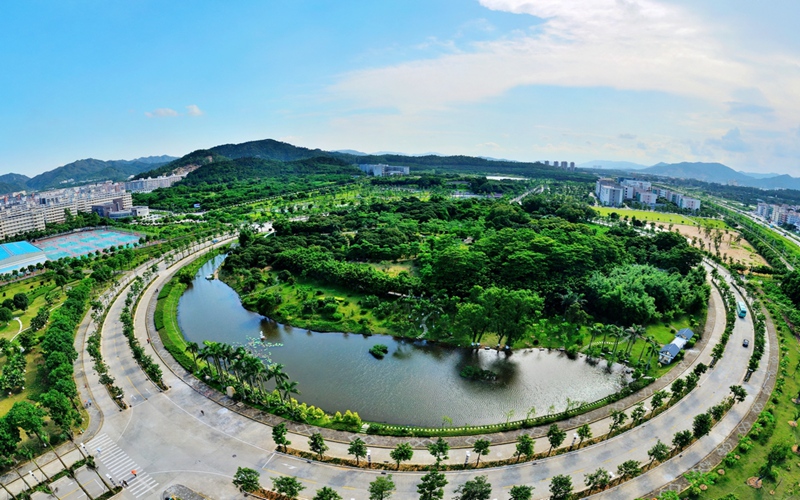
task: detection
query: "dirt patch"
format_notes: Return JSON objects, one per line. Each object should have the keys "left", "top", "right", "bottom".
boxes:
{"left": 670, "top": 224, "right": 768, "bottom": 268}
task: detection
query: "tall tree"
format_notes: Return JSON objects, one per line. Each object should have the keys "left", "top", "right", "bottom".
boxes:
{"left": 548, "top": 475, "right": 573, "bottom": 500}
{"left": 233, "top": 467, "right": 261, "bottom": 493}
{"left": 515, "top": 434, "right": 534, "bottom": 463}
{"left": 348, "top": 437, "right": 367, "bottom": 466}
{"left": 584, "top": 468, "right": 610, "bottom": 493}
{"left": 272, "top": 422, "right": 290, "bottom": 452}
{"left": 368, "top": 475, "right": 395, "bottom": 500}
{"left": 647, "top": 439, "right": 670, "bottom": 466}
{"left": 508, "top": 485, "right": 534, "bottom": 500}
{"left": 576, "top": 424, "right": 592, "bottom": 447}
{"left": 546, "top": 424, "right": 566, "bottom": 456}
{"left": 472, "top": 438, "right": 490, "bottom": 467}
{"left": 313, "top": 487, "right": 342, "bottom": 500}
{"left": 453, "top": 475, "right": 491, "bottom": 500}
{"left": 272, "top": 476, "right": 305, "bottom": 500}
{"left": 308, "top": 432, "right": 328, "bottom": 460}
{"left": 417, "top": 469, "right": 448, "bottom": 500}
{"left": 390, "top": 442, "right": 413, "bottom": 470}
{"left": 427, "top": 437, "right": 450, "bottom": 467}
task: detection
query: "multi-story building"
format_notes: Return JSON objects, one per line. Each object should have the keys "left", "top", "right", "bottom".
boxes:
{"left": 359, "top": 164, "right": 410, "bottom": 176}
{"left": 679, "top": 197, "right": 701, "bottom": 211}
{"left": 124, "top": 174, "right": 186, "bottom": 193}
{"left": 0, "top": 182, "right": 134, "bottom": 239}
{"left": 595, "top": 179, "right": 624, "bottom": 206}
{"left": 637, "top": 191, "right": 659, "bottom": 205}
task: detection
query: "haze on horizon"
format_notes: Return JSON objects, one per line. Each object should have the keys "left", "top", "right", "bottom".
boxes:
{"left": 2, "top": 0, "right": 800, "bottom": 177}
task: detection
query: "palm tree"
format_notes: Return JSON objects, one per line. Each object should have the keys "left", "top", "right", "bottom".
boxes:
{"left": 185, "top": 342, "right": 199, "bottom": 372}
{"left": 268, "top": 363, "right": 289, "bottom": 395}
{"left": 200, "top": 341, "right": 224, "bottom": 382}
{"left": 610, "top": 326, "right": 623, "bottom": 355}
{"left": 637, "top": 335, "right": 652, "bottom": 365}
{"left": 280, "top": 380, "right": 300, "bottom": 408}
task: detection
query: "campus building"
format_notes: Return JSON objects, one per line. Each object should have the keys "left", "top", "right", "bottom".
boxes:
{"left": 595, "top": 179, "right": 624, "bottom": 206}
{"left": 0, "top": 182, "right": 134, "bottom": 239}
{"left": 358, "top": 164, "right": 410, "bottom": 176}
{"left": 124, "top": 174, "right": 186, "bottom": 193}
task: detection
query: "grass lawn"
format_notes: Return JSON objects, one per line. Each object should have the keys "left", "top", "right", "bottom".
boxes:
{"left": 366, "top": 260, "right": 417, "bottom": 277}
{"left": 593, "top": 206, "right": 726, "bottom": 228}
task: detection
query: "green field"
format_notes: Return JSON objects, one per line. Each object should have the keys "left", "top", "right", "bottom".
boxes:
{"left": 594, "top": 206, "right": 726, "bottom": 228}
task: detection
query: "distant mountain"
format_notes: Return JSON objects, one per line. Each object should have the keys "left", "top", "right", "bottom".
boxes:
{"left": 640, "top": 162, "right": 754, "bottom": 185}
{"left": 0, "top": 173, "right": 31, "bottom": 192}
{"left": 25, "top": 158, "right": 173, "bottom": 190}
{"left": 578, "top": 160, "right": 650, "bottom": 170}
{"left": 640, "top": 162, "right": 800, "bottom": 190}
{"left": 334, "top": 149, "right": 368, "bottom": 156}
{"left": 740, "top": 171, "right": 780, "bottom": 179}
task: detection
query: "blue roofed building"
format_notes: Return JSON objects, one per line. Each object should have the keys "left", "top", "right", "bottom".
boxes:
{"left": 0, "top": 241, "right": 47, "bottom": 275}
{"left": 658, "top": 328, "right": 696, "bottom": 364}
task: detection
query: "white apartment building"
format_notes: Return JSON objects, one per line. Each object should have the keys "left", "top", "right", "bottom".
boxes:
{"left": 124, "top": 174, "right": 186, "bottom": 193}
{"left": 595, "top": 179, "right": 624, "bottom": 206}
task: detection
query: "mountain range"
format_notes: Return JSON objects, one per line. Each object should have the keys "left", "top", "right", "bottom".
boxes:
{"left": 0, "top": 156, "right": 177, "bottom": 194}
{"left": 583, "top": 160, "right": 800, "bottom": 190}
{"left": 135, "top": 138, "right": 594, "bottom": 183}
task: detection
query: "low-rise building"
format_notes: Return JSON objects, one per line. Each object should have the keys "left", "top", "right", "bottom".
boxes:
{"left": 659, "top": 328, "right": 695, "bottom": 364}
{"left": 359, "top": 164, "right": 410, "bottom": 176}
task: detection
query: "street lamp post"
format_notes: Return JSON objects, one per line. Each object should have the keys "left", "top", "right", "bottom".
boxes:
{"left": 571, "top": 433, "right": 577, "bottom": 450}
{"left": 465, "top": 452, "right": 470, "bottom": 466}
{"left": 367, "top": 449, "right": 371, "bottom": 468}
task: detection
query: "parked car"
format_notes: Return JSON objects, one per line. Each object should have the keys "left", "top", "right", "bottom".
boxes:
{"left": 743, "top": 339, "right": 749, "bottom": 347}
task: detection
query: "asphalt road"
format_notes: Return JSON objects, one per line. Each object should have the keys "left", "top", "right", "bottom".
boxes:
{"left": 1, "top": 243, "right": 764, "bottom": 500}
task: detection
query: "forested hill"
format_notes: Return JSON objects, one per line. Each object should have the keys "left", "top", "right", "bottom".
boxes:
{"left": 211, "top": 138, "right": 329, "bottom": 161}
{"left": 136, "top": 137, "right": 595, "bottom": 182}
{"left": 180, "top": 156, "right": 360, "bottom": 185}
{"left": 24, "top": 157, "right": 174, "bottom": 190}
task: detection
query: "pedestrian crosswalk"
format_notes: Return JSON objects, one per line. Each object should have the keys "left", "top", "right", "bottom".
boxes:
{"left": 87, "top": 434, "right": 158, "bottom": 498}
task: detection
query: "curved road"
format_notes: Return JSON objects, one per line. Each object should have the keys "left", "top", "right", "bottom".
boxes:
{"left": 0, "top": 244, "right": 768, "bottom": 500}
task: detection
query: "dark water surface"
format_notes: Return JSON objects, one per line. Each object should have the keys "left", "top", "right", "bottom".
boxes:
{"left": 178, "top": 256, "right": 627, "bottom": 426}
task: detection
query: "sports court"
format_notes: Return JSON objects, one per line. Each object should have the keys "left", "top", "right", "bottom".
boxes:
{"left": 34, "top": 229, "right": 141, "bottom": 260}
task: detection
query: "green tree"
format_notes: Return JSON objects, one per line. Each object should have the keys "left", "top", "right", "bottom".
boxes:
{"left": 348, "top": 437, "right": 367, "bottom": 466}
{"left": 0, "top": 307, "right": 12, "bottom": 323}
{"left": 40, "top": 390, "right": 79, "bottom": 435}
{"left": 729, "top": 385, "right": 747, "bottom": 403}
{"left": 313, "top": 486, "right": 342, "bottom": 500}
{"left": 548, "top": 474, "right": 573, "bottom": 500}
{"left": 309, "top": 432, "right": 328, "bottom": 460}
{"left": 630, "top": 402, "right": 646, "bottom": 425}
{"left": 616, "top": 459, "right": 641, "bottom": 479}
{"left": 272, "top": 422, "right": 290, "bottom": 452}
{"left": 584, "top": 468, "right": 610, "bottom": 492}
{"left": 515, "top": 434, "right": 534, "bottom": 463}
{"left": 427, "top": 437, "right": 450, "bottom": 467}
{"left": 390, "top": 442, "right": 414, "bottom": 470}
{"left": 417, "top": 469, "right": 447, "bottom": 500}
{"left": 454, "top": 475, "right": 491, "bottom": 500}
{"left": 647, "top": 439, "right": 670, "bottom": 465}
{"left": 651, "top": 390, "right": 667, "bottom": 413}
{"left": 368, "top": 475, "right": 395, "bottom": 500}
{"left": 546, "top": 424, "right": 566, "bottom": 455}
{"left": 472, "top": 438, "right": 490, "bottom": 467}
{"left": 272, "top": 476, "right": 305, "bottom": 499}
{"left": 232, "top": 467, "right": 261, "bottom": 493}
{"left": 509, "top": 485, "right": 534, "bottom": 500}
{"left": 672, "top": 430, "right": 693, "bottom": 450}
{"left": 8, "top": 401, "right": 47, "bottom": 444}
{"left": 692, "top": 413, "right": 713, "bottom": 439}
{"left": 13, "top": 293, "right": 28, "bottom": 311}
{"left": 608, "top": 409, "right": 627, "bottom": 438}
{"left": 576, "top": 424, "right": 592, "bottom": 447}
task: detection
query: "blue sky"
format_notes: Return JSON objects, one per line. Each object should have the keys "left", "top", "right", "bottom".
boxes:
{"left": 2, "top": 0, "right": 800, "bottom": 176}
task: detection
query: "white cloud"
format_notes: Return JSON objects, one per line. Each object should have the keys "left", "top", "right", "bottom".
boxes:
{"left": 144, "top": 108, "right": 178, "bottom": 118}
{"left": 706, "top": 128, "right": 751, "bottom": 153}
{"left": 186, "top": 104, "right": 204, "bottom": 116}
{"left": 330, "top": 0, "right": 800, "bottom": 127}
